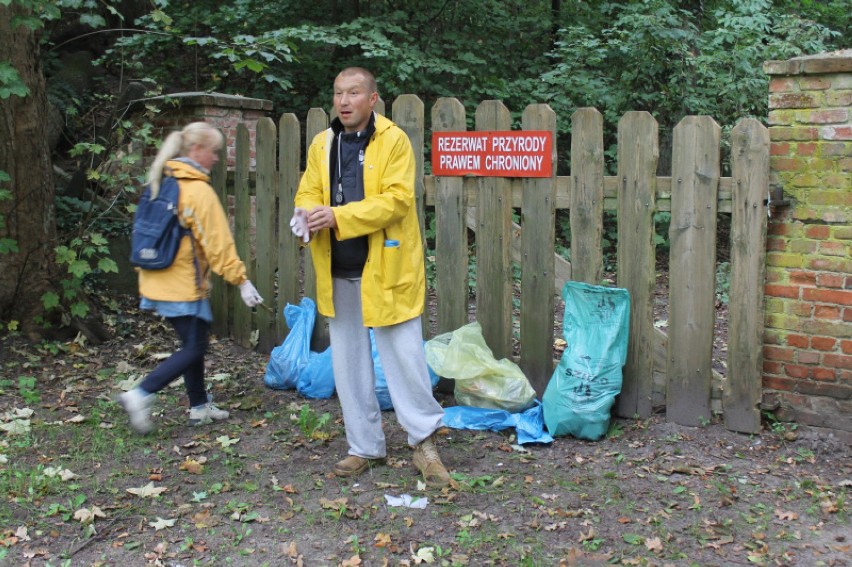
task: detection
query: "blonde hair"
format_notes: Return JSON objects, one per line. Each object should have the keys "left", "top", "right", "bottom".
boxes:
{"left": 146, "top": 122, "right": 223, "bottom": 197}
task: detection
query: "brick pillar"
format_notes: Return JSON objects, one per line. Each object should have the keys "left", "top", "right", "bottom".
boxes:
{"left": 762, "top": 50, "right": 852, "bottom": 432}
{"left": 149, "top": 92, "right": 273, "bottom": 168}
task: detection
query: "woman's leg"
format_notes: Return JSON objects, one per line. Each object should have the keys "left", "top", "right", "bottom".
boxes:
{"left": 139, "top": 316, "right": 209, "bottom": 407}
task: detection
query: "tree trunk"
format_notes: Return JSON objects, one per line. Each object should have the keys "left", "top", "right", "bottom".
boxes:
{"left": 0, "top": 3, "right": 59, "bottom": 336}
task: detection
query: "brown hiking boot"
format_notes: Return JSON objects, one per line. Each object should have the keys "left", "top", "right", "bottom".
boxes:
{"left": 412, "top": 435, "right": 451, "bottom": 488}
{"left": 333, "top": 455, "right": 382, "bottom": 478}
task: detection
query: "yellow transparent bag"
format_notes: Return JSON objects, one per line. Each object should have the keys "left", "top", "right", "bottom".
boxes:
{"left": 425, "top": 322, "right": 536, "bottom": 413}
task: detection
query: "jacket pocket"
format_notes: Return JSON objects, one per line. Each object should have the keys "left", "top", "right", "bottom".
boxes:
{"left": 382, "top": 239, "right": 402, "bottom": 288}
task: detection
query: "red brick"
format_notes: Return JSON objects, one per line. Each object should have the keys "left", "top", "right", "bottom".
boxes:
{"left": 787, "top": 334, "right": 810, "bottom": 348}
{"left": 802, "top": 288, "right": 852, "bottom": 306}
{"left": 799, "top": 77, "right": 831, "bottom": 91}
{"left": 811, "top": 336, "right": 837, "bottom": 351}
{"left": 769, "top": 78, "right": 796, "bottom": 93}
{"left": 771, "top": 157, "right": 806, "bottom": 171}
{"left": 819, "top": 241, "right": 848, "bottom": 256}
{"left": 784, "top": 364, "right": 810, "bottom": 379}
{"left": 770, "top": 142, "right": 791, "bottom": 156}
{"left": 791, "top": 303, "right": 813, "bottom": 317}
{"left": 763, "top": 375, "right": 796, "bottom": 391}
{"left": 799, "top": 109, "right": 849, "bottom": 124}
{"left": 823, "top": 125, "right": 852, "bottom": 141}
{"left": 817, "top": 273, "right": 845, "bottom": 289}
{"left": 814, "top": 305, "right": 842, "bottom": 320}
{"left": 804, "top": 225, "right": 830, "bottom": 239}
{"left": 823, "top": 353, "right": 852, "bottom": 370}
{"left": 789, "top": 270, "right": 817, "bottom": 286}
{"left": 765, "top": 284, "right": 800, "bottom": 299}
{"left": 798, "top": 351, "right": 821, "bottom": 365}
{"left": 845, "top": 308, "right": 852, "bottom": 323}
{"left": 812, "top": 367, "right": 836, "bottom": 381}
{"left": 764, "top": 345, "right": 796, "bottom": 362}
{"left": 769, "top": 92, "right": 819, "bottom": 109}
{"left": 766, "top": 237, "right": 787, "bottom": 251}
{"left": 842, "top": 340, "right": 852, "bottom": 355}
{"left": 796, "top": 142, "right": 818, "bottom": 156}
{"left": 771, "top": 127, "right": 819, "bottom": 141}
{"left": 763, "top": 360, "right": 783, "bottom": 374}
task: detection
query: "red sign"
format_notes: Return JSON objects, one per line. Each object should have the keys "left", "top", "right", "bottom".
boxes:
{"left": 432, "top": 131, "right": 553, "bottom": 178}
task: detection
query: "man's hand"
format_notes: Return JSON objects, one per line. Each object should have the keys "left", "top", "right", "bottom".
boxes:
{"left": 289, "top": 207, "right": 311, "bottom": 243}
{"left": 307, "top": 206, "right": 337, "bottom": 232}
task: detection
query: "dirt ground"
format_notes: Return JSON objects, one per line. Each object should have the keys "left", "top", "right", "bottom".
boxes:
{"left": 0, "top": 294, "right": 849, "bottom": 567}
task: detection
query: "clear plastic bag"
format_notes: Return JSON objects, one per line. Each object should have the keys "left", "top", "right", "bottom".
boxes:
{"left": 425, "top": 322, "right": 536, "bottom": 413}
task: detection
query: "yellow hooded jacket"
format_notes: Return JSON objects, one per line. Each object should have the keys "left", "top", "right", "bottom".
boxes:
{"left": 295, "top": 113, "right": 426, "bottom": 327}
{"left": 138, "top": 160, "right": 247, "bottom": 301}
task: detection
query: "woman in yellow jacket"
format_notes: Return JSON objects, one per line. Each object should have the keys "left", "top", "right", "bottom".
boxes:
{"left": 119, "top": 122, "right": 263, "bottom": 434}
{"left": 293, "top": 67, "right": 450, "bottom": 488}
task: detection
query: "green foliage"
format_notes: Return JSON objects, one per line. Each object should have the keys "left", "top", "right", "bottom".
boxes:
{"left": 47, "top": 232, "right": 118, "bottom": 319}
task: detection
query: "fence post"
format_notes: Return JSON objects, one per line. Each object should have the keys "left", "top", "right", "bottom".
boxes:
{"left": 233, "top": 124, "right": 254, "bottom": 348}
{"left": 616, "top": 111, "right": 659, "bottom": 418}
{"left": 667, "top": 116, "right": 721, "bottom": 426}
{"left": 255, "top": 117, "right": 277, "bottom": 352}
{"left": 278, "top": 113, "right": 302, "bottom": 344}
{"left": 431, "top": 98, "right": 469, "bottom": 336}
{"left": 211, "top": 142, "right": 229, "bottom": 338}
{"left": 304, "top": 108, "right": 329, "bottom": 351}
{"left": 475, "top": 100, "right": 513, "bottom": 359}
{"left": 392, "top": 95, "right": 428, "bottom": 336}
{"left": 570, "top": 108, "right": 604, "bottom": 285}
{"left": 520, "top": 103, "right": 557, "bottom": 396}
{"left": 725, "top": 118, "right": 769, "bottom": 434}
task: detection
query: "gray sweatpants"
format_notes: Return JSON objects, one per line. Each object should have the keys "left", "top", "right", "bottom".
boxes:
{"left": 329, "top": 277, "right": 444, "bottom": 459}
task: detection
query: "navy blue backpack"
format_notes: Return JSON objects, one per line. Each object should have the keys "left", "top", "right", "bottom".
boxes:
{"left": 129, "top": 176, "right": 189, "bottom": 269}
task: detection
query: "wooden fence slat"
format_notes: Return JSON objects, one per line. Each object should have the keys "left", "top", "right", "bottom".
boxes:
{"left": 278, "top": 113, "right": 301, "bottom": 343}
{"left": 211, "top": 142, "right": 229, "bottom": 338}
{"left": 304, "top": 108, "right": 329, "bottom": 351}
{"left": 393, "top": 94, "right": 428, "bottom": 336}
{"left": 725, "top": 118, "right": 769, "bottom": 434}
{"left": 520, "top": 103, "right": 557, "bottom": 397}
{"left": 233, "top": 124, "right": 253, "bottom": 348}
{"left": 475, "top": 100, "right": 513, "bottom": 359}
{"left": 666, "top": 116, "right": 721, "bottom": 426}
{"left": 431, "top": 98, "right": 469, "bottom": 335}
{"left": 616, "top": 111, "right": 659, "bottom": 418}
{"left": 255, "top": 117, "right": 277, "bottom": 352}
{"left": 570, "top": 108, "right": 605, "bottom": 285}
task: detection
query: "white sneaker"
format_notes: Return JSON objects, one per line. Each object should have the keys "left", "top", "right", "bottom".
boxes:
{"left": 118, "top": 388, "right": 154, "bottom": 434}
{"left": 188, "top": 401, "right": 229, "bottom": 427}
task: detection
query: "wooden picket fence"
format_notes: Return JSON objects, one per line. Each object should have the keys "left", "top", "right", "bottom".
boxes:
{"left": 208, "top": 96, "right": 769, "bottom": 434}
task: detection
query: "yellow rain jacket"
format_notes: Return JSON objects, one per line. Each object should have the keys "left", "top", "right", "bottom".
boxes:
{"left": 295, "top": 113, "right": 426, "bottom": 327}
{"left": 138, "top": 160, "right": 247, "bottom": 301}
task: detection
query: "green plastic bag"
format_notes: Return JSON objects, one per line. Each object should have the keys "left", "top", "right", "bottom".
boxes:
{"left": 543, "top": 282, "right": 630, "bottom": 440}
{"left": 425, "top": 322, "right": 536, "bottom": 413}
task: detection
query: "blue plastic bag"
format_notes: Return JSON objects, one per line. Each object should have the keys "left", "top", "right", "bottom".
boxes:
{"left": 264, "top": 297, "right": 316, "bottom": 391}
{"left": 442, "top": 402, "right": 553, "bottom": 445}
{"left": 297, "top": 346, "right": 335, "bottom": 399}
{"left": 542, "top": 282, "right": 630, "bottom": 440}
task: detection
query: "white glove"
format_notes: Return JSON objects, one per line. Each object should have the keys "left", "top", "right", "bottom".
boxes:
{"left": 289, "top": 207, "right": 311, "bottom": 243}
{"left": 239, "top": 280, "right": 263, "bottom": 307}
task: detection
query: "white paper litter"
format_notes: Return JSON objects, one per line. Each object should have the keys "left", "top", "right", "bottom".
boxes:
{"left": 384, "top": 494, "right": 428, "bottom": 509}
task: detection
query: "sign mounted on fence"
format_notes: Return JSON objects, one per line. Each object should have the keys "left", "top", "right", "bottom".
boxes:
{"left": 432, "top": 131, "right": 553, "bottom": 178}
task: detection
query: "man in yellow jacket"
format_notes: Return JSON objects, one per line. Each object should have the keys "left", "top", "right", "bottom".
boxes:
{"left": 293, "top": 67, "right": 450, "bottom": 488}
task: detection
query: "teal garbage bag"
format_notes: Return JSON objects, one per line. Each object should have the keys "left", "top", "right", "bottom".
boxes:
{"left": 543, "top": 282, "right": 630, "bottom": 440}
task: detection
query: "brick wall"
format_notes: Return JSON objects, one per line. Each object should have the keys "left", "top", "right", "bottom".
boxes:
{"left": 763, "top": 50, "right": 852, "bottom": 432}
{"left": 148, "top": 92, "right": 272, "bottom": 168}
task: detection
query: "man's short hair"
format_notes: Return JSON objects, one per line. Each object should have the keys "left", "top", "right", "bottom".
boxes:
{"left": 338, "top": 67, "right": 377, "bottom": 94}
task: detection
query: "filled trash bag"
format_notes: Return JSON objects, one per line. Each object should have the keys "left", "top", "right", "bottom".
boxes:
{"left": 264, "top": 297, "right": 316, "bottom": 392}
{"left": 425, "top": 322, "right": 536, "bottom": 413}
{"left": 543, "top": 282, "right": 630, "bottom": 440}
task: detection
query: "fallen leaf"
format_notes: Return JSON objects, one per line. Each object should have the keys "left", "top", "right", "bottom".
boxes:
{"left": 645, "top": 536, "right": 663, "bottom": 552}
{"left": 126, "top": 482, "right": 167, "bottom": 498}
{"left": 148, "top": 517, "right": 176, "bottom": 531}
{"left": 179, "top": 457, "right": 204, "bottom": 474}
{"left": 73, "top": 506, "right": 106, "bottom": 524}
{"left": 412, "top": 546, "right": 434, "bottom": 564}
{"left": 374, "top": 532, "right": 392, "bottom": 548}
{"left": 216, "top": 435, "right": 239, "bottom": 447}
{"left": 775, "top": 509, "right": 798, "bottom": 521}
